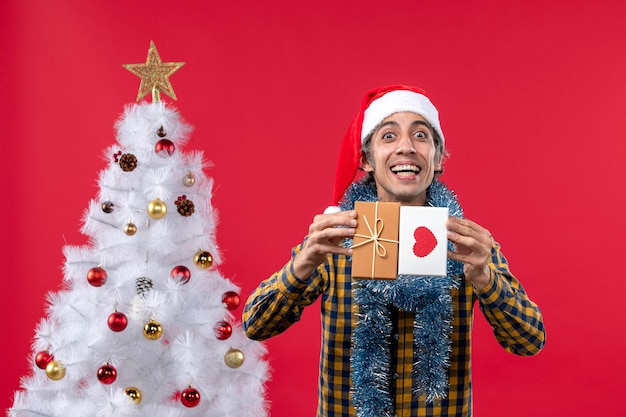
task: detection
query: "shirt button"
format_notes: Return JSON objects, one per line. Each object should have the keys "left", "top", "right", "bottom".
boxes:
{"left": 393, "top": 372, "right": 399, "bottom": 379}
{"left": 394, "top": 334, "right": 400, "bottom": 341}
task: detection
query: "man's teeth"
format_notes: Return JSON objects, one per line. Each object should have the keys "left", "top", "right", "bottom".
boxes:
{"left": 391, "top": 164, "right": 421, "bottom": 174}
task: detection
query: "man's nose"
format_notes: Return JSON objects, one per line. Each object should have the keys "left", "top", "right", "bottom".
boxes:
{"left": 396, "top": 134, "right": 415, "bottom": 154}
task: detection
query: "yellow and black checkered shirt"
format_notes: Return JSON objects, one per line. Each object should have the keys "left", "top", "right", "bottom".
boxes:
{"left": 243, "top": 240, "right": 545, "bottom": 417}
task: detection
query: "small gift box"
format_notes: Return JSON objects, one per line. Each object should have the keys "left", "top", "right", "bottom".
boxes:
{"left": 398, "top": 206, "right": 449, "bottom": 276}
{"left": 351, "top": 201, "right": 400, "bottom": 280}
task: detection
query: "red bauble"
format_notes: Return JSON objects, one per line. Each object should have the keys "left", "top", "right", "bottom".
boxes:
{"left": 97, "top": 363, "right": 117, "bottom": 384}
{"left": 170, "top": 265, "right": 191, "bottom": 284}
{"left": 221, "top": 291, "right": 241, "bottom": 311}
{"left": 107, "top": 311, "right": 128, "bottom": 332}
{"left": 87, "top": 267, "right": 107, "bottom": 287}
{"left": 155, "top": 139, "right": 175, "bottom": 156}
{"left": 35, "top": 351, "right": 54, "bottom": 369}
{"left": 214, "top": 320, "right": 233, "bottom": 340}
{"left": 181, "top": 387, "right": 201, "bottom": 408}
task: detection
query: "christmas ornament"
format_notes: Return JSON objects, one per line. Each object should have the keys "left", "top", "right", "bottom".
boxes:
{"left": 124, "top": 222, "right": 137, "bottom": 236}
{"left": 147, "top": 198, "right": 167, "bottom": 219}
{"left": 87, "top": 266, "right": 107, "bottom": 287}
{"left": 155, "top": 138, "right": 175, "bottom": 156}
{"left": 125, "top": 386, "right": 143, "bottom": 404}
{"left": 175, "top": 195, "right": 195, "bottom": 217}
{"left": 193, "top": 250, "right": 213, "bottom": 269}
{"left": 143, "top": 319, "right": 163, "bottom": 340}
{"left": 97, "top": 363, "right": 117, "bottom": 384}
{"left": 222, "top": 291, "right": 241, "bottom": 311}
{"left": 224, "top": 348, "right": 244, "bottom": 368}
{"left": 181, "top": 386, "right": 201, "bottom": 408}
{"left": 183, "top": 172, "right": 195, "bottom": 187}
{"left": 157, "top": 126, "right": 167, "bottom": 137}
{"left": 170, "top": 265, "right": 191, "bottom": 284}
{"left": 101, "top": 201, "right": 115, "bottom": 213}
{"left": 119, "top": 153, "right": 138, "bottom": 172}
{"left": 214, "top": 320, "right": 232, "bottom": 340}
{"left": 107, "top": 311, "right": 128, "bottom": 332}
{"left": 123, "top": 41, "right": 185, "bottom": 103}
{"left": 135, "top": 277, "right": 153, "bottom": 295}
{"left": 45, "top": 360, "right": 66, "bottom": 380}
{"left": 35, "top": 351, "right": 54, "bottom": 370}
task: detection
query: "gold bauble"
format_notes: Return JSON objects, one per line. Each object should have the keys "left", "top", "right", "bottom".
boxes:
{"left": 194, "top": 250, "right": 213, "bottom": 269}
{"left": 183, "top": 172, "right": 195, "bottom": 187}
{"left": 124, "top": 222, "right": 137, "bottom": 236}
{"left": 45, "top": 360, "right": 66, "bottom": 380}
{"left": 224, "top": 348, "right": 245, "bottom": 369}
{"left": 125, "top": 386, "right": 143, "bottom": 404}
{"left": 143, "top": 319, "right": 163, "bottom": 340}
{"left": 147, "top": 199, "right": 167, "bottom": 219}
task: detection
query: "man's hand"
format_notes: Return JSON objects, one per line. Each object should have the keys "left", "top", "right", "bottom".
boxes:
{"left": 293, "top": 210, "right": 357, "bottom": 280}
{"left": 446, "top": 216, "right": 494, "bottom": 290}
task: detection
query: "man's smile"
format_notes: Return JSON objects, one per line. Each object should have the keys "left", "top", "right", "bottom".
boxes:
{"left": 390, "top": 163, "right": 422, "bottom": 178}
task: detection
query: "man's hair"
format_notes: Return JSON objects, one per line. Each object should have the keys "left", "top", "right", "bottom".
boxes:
{"left": 360, "top": 121, "right": 447, "bottom": 183}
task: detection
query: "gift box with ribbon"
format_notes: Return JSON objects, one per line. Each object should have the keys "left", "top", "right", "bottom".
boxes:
{"left": 351, "top": 201, "right": 400, "bottom": 280}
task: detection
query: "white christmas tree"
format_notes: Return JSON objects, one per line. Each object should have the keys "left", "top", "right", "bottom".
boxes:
{"left": 8, "top": 41, "right": 269, "bottom": 417}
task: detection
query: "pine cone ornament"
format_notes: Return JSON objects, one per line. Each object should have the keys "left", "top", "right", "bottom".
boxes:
{"left": 135, "top": 277, "right": 153, "bottom": 296}
{"left": 119, "top": 153, "right": 138, "bottom": 172}
{"left": 175, "top": 196, "right": 195, "bottom": 217}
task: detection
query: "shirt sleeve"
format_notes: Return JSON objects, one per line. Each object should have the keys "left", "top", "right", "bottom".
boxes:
{"left": 475, "top": 242, "right": 546, "bottom": 356}
{"left": 242, "top": 242, "right": 325, "bottom": 341}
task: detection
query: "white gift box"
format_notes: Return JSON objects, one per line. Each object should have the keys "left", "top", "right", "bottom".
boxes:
{"left": 398, "top": 206, "right": 449, "bottom": 276}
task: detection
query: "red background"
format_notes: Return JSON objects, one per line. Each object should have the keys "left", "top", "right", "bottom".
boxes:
{"left": 2, "top": 1, "right": 625, "bottom": 416}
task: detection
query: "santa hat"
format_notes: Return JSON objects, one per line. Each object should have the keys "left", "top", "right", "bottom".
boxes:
{"left": 331, "top": 85, "right": 444, "bottom": 205}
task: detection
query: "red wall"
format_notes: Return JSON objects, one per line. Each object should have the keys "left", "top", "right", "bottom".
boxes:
{"left": 2, "top": 1, "right": 625, "bottom": 416}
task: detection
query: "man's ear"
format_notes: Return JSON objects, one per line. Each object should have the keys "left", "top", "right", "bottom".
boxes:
{"left": 361, "top": 154, "right": 374, "bottom": 173}
{"left": 432, "top": 149, "right": 445, "bottom": 173}
{"left": 434, "top": 157, "right": 443, "bottom": 173}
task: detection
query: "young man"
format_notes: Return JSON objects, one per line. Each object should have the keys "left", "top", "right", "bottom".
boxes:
{"left": 243, "top": 85, "right": 546, "bottom": 417}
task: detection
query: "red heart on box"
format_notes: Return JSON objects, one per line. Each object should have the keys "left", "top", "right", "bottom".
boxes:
{"left": 413, "top": 226, "right": 438, "bottom": 258}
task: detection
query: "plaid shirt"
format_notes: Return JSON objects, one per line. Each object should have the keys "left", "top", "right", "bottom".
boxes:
{"left": 243, "top": 240, "right": 545, "bottom": 417}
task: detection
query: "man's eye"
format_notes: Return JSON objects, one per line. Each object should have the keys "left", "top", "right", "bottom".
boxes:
{"left": 383, "top": 132, "right": 394, "bottom": 139}
{"left": 414, "top": 131, "right": 429, "bottom": 140}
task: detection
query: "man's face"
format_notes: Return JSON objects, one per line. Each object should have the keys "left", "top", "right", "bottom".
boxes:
{"left": 362, "top": 112, "right": 442, "bottom": 206}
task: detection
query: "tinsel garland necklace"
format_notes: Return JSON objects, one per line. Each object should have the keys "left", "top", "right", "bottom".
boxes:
{"left": 339, "top": 178, "right": 464, "bottom": 417}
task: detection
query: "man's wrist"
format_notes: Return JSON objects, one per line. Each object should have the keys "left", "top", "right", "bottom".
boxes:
{"left": 470, "top": 265, "right": 493, "bottom": 292}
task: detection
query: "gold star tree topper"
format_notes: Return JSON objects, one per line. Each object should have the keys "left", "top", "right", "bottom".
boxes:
{"left": 123, "top": 41, "right": 185, "bottom": 102}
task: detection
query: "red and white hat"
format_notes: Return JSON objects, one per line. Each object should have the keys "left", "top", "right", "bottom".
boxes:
{"left": 332, "top": 85, "right": 444, "bottom": 205}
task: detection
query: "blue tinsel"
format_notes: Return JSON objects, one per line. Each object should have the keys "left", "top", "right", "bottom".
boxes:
{"left": 339, "top": 178, "right": 464, "bottom": 417}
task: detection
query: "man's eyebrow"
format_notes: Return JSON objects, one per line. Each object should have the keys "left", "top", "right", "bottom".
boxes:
{"left": 412, "top": 120, "right": 431, "bottom": 128}
{"left": 376, "top": 120, "right": 400, "bottom": 130}
{"left": 376, "top": 119, "right": 431, "bottom": 131}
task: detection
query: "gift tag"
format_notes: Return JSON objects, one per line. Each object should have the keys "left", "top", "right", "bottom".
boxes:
{"left": 398, "top": 207, "right": 448, "bottom": 276}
